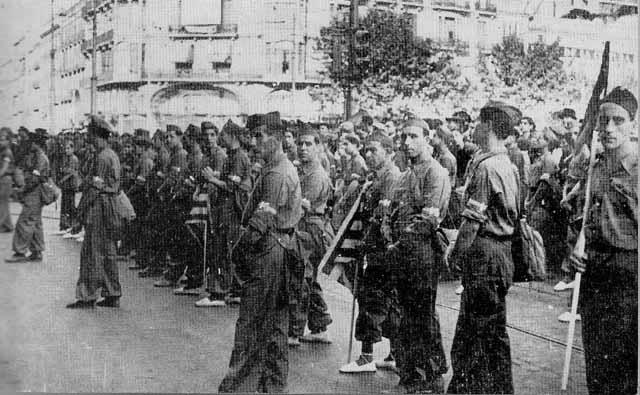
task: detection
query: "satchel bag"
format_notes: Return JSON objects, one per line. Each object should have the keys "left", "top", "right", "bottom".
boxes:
{"left": 115, "top": 191, "right": 136, "bottom": 221}
{"left": 512, "top": 216, "right": 547, "bottom": 282}
{"left": 40, "top": 179, "right": 61, "bottom": 206}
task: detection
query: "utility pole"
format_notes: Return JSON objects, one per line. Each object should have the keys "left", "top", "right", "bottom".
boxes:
{"left": 90, "top": 0, "right": 97, "bottom": 116}
{"left": 49, "top": 0, "right": 56, "bottom": 133}
{"left": 345, "top": 0, "right": 358, "bottom": 119}
{"left": 291, "top": 2, "right": 297, "bottom": 117}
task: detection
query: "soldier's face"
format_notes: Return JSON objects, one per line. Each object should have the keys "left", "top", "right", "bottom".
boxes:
{"left": 297, "top": 135, "right": 318, "bottom": 163}
{"left": 284, "top": 131, "right": 295, "bottom": 149}
{"left": 364, "top": 141, "right": 387, "bottom": 169}
{"left": 403, "top": 126, "right": 428, "bottom": 158}
{"left": 167, "top": 131, "right": 180, "bottom": 148}
{"left": 519, "top": 119, "right": 532, "bottom": 133}
{"left": 598, "top": 103, "right": 633, "bottom": 151}
{"left": 205, "top": 129, "right": 218, "bottom": 147}
{"left": 255, "top": 130, "right": 279, "bottom": 160}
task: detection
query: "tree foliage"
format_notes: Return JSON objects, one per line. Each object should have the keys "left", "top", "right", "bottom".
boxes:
{"left": 491, "top": 34, "right": 566, "bottom": 89}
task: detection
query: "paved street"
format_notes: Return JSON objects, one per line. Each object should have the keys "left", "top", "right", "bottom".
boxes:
{"left": 0, "top": 203, "right": 587, "bottom": 394}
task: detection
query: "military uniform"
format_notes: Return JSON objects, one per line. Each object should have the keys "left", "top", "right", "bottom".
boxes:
{"left": 0, "top": 146, "right": 15, "bottom": 232}
{"left": 354, "top": 160, "right": 401, "bottom": 352}
{"left": 386, "top": 155, "right": 450, "bottom": 391}
{"left": 58, "top": 152, "right": 79, "bottom": 231}
{"left": 218, "top": 151, "right": 302, "bottom": 393}
{"left": 75, "top": 146, "right": 122, "bottom": 302}
{"left": 581, "top": 142, "right": 637, "bottom": 394}
{"left": 448, "top": 148, "right": 520, "bottom": 394}
{"left": 11, "top": 147, "right": 50, "bottom": 257}
{"left": 289, "top": 159, "right": 333, "bottom": 338}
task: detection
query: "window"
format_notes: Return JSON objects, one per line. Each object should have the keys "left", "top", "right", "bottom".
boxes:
{"left": 129, "top": 43, "right": 140, "bottom": 74}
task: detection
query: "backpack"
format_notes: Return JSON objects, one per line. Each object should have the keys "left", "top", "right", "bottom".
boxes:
{"left": 40, "top": 179, "right": 61, "bottom": 206}
{"left": 512, "top": 216, "right": 547, "bottom": 282}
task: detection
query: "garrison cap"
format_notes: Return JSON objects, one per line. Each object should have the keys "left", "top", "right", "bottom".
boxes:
{"left": 134, "top": 128, "right": 150, "bottom": 139}
{"left": 559, "top": 108, "right": 577, "bottom": 120}
{"left": 201, "top": 121, "right": 216, "bottom": 131}
{"left": 403, "top": 118, "right": 431, "bottom": 133}
{"left": 87, "top": 116, "right": 112, "bottom": 139}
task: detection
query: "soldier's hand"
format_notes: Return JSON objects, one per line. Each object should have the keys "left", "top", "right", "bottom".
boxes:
{"left": 92, "top": 176, "right": 104, "bottom": 190}
{"left": 301, "top": 198, "right": 311, "bottom": 211}
{"left": 229, "top": 175, "right": 241, "bottom": 184}
{"left": 202, "top": 167, "right": 217, "bottom": 183}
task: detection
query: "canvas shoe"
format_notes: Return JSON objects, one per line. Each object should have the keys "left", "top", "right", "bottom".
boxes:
{"left": 553, "top": 280, "right": 575, "bottom": 292}
{"left": 339, "top": 356, "right": 376, "bottom": 373}
{"left": 173, "top": 286, "right": 201, "bottom": 295}
{"left": 52, "top": 228, "right": 71, "bottom": 236}
{"left": 375, "top": 355, "right": 397, "bottom": 371}
{"left": 195, "top": 297, "right": 226, "bottom": 307}
{"left": 300, "top": 331, "right": 332, "bottom": 344}
{"left": 154, "top": 279, "right": 173, "bottom": 287}
{"left": 558, "top": 312, "right": 581, "bottom": 323}
{"left": 455, "top": 285, "right": 464, "bottom": 295}
{"left": 288, "top": 337, "right": 301, "bottom": 347}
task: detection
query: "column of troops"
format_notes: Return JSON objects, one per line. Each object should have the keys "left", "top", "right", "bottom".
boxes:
{"left": 0, "top": 86, "right": 636, "bottom": 394}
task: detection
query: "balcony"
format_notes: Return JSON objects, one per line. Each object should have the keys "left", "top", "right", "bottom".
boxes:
{"left": 431, "top": 0, "right": 471, "bottom": 12}
{"left": 81, "top": 29, "right": 114, "bottom": 54}
{"left": 81, "top": 0, "right": 114, "bottom": 20}
{"left": 168, "top": 24, "right": 238, "bottom": 40}
{"left": 475, "top": 1, "right": 497, "bottom": 14}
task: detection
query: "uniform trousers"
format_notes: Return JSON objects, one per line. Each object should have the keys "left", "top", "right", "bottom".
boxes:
{"left": 218, "top": 230, "right": 292, "bottom": 393}
{"left": 448, "top": 235, "right": 514, "bottom": 394}
{"left": 581, "top": 250, "right": 637, "bottom": 395}
{"left": 59, "top": 189, "right": 76, "bottom": 231}
{"left": 75, "top": 195, "right": 121, "bottom": 301}
{"left": 12, "top": 188, "right": 45, "bottom": 255}
{"left": 0, "top": 177, "right": 13, "bottom": 232}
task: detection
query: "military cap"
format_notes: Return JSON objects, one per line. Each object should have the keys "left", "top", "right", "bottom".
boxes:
{"left": 263, "top": 111, "right": 284, "bottom": 131}
{"left": 30, "top": 128, "right": 50, "bottom": 148}
{"left": 166, "top": 124, "right": 182, "bottom": 135}
{"left": 480, "top": 101, "right": 522, "bottom": 137}
{"left": 341, "top": 133, "right": 361, "bottom": 147}
{"left": 0, "top": 127, "right": 12, "bottom": 137}
{"left": 246, "top": 114, "right": 265, "bottom": 131}
{"left": 201, "top": 121, "right": 216, "bottom": 131}
{"left": 559, "top": 108, "right": 577, "bottom": 120}
{"left": 134, "top": 128, "right": 150, "bottom": 139}
{"left": 446, "top": 110, "right": 471, "bottom": 125}
{"left": 87, "top": 116, "right": 112, "bottom": 138}
{"left": 601, "top": 86, "right": 638, "bottom": 120}
{"left": 365, "top": 131, "right": 394, "bottom": 151}
{"left": 134, "top": 135, "right": 153, "bottom": 147}
{"left": 18, "top": 126, "right": 30, "bottom": 135}
{"left": 298, "top": 123, "right": 320, "bottom": 141}
{"left": 403, "top": 118, "right": 431, "bottom": 132}
{"left": 185, "top": 124, "right": 201, "bottom": 138}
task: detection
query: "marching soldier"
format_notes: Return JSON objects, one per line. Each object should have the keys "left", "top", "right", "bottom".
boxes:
{"left": 0, "top": 127, "right": 15, "bottom": 233}
{"left": 447, "top": 102, "right": 522, "bottom": 394}
{"left": 339, "top": 131, "right": 402, "bottom": 373}
{"left": 384, "top": 119, "right": 450, "bottom": 393}
{"left": 218, "top": 113, "right": 303, "bottom": 393}
{"left": 575, "top": 87, "right": 637, "bottom": 394}
{"left": 5, "top": 128, "right": 51, "bottom": 263}
{"left": 196, "top": 120, "right": 252, "bottom": 307}
{"left": 66, "top": 117, "right": 122, "bottom": 308}
{"left": 288, "top": 126, "right": 333, "bottom": 346}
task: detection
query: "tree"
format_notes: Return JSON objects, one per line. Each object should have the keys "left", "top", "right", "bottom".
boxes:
{"left": 491, "top": 34, "right": 566, "bottom": 89}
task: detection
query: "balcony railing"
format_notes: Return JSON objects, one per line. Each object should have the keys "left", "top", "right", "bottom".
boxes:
{"left": 168, "top": 24, "right": 238, "bottom": 39}
{"left": 475, "top": 1, "right": 497, "bottom": 13}
{"left": 80, "top": 29, "right": 114, "bottom": 53}
{"left": 81, "top": 0, "right": 114, "bottom": 20}
{"left": 431, "top": 0, "right": 471, "bottom": 11}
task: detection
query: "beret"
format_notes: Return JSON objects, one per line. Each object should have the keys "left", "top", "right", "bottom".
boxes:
{"left": 559, "top": 108, "right": 577, "bottom": 120}
{"left": 166, "top": 124, "right": 182, "bottom": 135}
{"left": 87, "top": 116, "right": 112, "bottom": 138}
{"left": 480, "top": 101, "right": 522, "bottom": 135}
{"left": 201, "top": 121, "right": 216, "bottom": 131}
{"left": 298, "top": 123, "right": 320, "bottom": 141}
{"left": 246, "top": 114, "right": 265, "bottom": 131}
{"left": 263, "top": 111, "right": 284, "bottom": 131}
{"left": 341, "top": 133, "right": 361, "bottom": 146}
{"left": 221, "top": 119, "right": 245, "bottom": 136}
{"left": 600, "top": 86, "right": 638, "bottom": 120}
{"left": 446, "top": 111, "right": 471, "bottom": 124}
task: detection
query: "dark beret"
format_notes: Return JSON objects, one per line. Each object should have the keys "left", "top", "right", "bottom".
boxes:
{"left": 166, "top": 124, "right": 182, "bottom": 135}
{"left": 403, "top": 118, "right": 431, "bottom": 132}
{"left": 87, "top": 116, "right": 112, "bottom": 139}
{"left": 201, "top": 121, "right": 216, "bottom": 131}
{"left": 480, "top": 101, "right": 522, "bottom": 136}
{"left": 246, "top": 114, "right": 265, "bottom": 131}
{"left": 446, "top": 111, "right": 471, "bottom": 124}
{"left": 365, "top": 131, "right": 394, "bottom": 151}
{"left": 264, "top": 111, "right": 284, "bottom": 131}
{"left": 221, "top": 119, "right": 245, "bottom": 136}
{"left": 559, "top": 108, "right": 577, "bottom": 120}
{"left": 601, "top": 86, "right": 638, "bottom": 120}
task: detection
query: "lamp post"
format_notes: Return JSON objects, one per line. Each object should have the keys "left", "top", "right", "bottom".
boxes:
{"left": 90, "top": 0, "right": 97, "bottom": 116}
{"left": 49, "top": 0, "right": 56, "bottom": 134}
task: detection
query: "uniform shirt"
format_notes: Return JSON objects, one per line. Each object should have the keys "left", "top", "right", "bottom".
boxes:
{"left": 96, "top": 147, "right": 120, "bottom": 194}
{"left": 461, "top": 149, "right": 520, "bottom": 237}
{"left": 0, "top": 147, "right": 14, "bottom": 180}
{"left": 243, "top": 151, "right": 302, "bottom": 230}
{"left": 585, "top": 143, "right": 637, "bottom": 251}
{"left": 169, "top": 145, "right": 188, "bottom": 173}
{"left": 299, "top": 160, "right": 331, "bottom": 216}
{"left": 434, "top": 146, "right": 457, "bottom": 189}
{"left": 374, "top": 160, "right": 401, "bottom": 201}
{"left": 136, "top": 151, "right": 155, "bottom": 181}
{"left": 390, "top": 155, "right": 451, "bottom": 229}
{"left": 156, "top": 145, "right": 170, "bottom": 174}
{"left": 59, "top": 153, "right": 79, "bottom": 191}
{"left": 209, "top": 145, "right": 227, "bottom": 173}
{"left": 340, "top": 154, "right": 368, "bottom": 185}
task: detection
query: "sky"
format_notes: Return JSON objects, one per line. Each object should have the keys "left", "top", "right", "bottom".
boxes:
{"left": 0, "top": 0, "right": 76, "bottom": 64}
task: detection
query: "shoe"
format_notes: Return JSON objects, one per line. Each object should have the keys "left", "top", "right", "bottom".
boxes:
{"left": 455, "top": 285, "right": 464, "bottom": 295}
{"left": 5, "top": 253, "right": 28, "bottom": 263}
{"left": 75, "top": 236, "right": 84, "bottom": 243}
{"left": 300, "top": 331, "right": 332, "bottom": 344}
{"left": 375, "top": 355, "right": 397, "bottom": 371}
{"left": 227, "top": 296, "right": 241, "bottom": 305}
{"left": 62, "top": 232, "right": 76, "bottom": 239}
{"left": 66, "top": 300, "right": 95, "bottom": 309}
{"left": 96, "top": 297, "right": 120, "bottom": 308}
{"left": 288, "top": 337, "right": 301, "bottom": 347}
{"left": 28, "top": 253, "right": 42, "bottom": 262}
{"left": 558, "top": 312, "right": 581, "bottom": 323}
{"left": 154, "top": 279, "right": 173, "bottom": 287}
{"left": 173, "top": 286, "right": 201, "bottom": 295}
{"left": 72, "top": 231, "right": 84, "bottom": 239}
{"left": 554, "top": 280, "right": 575, "bottom": 292}
{"left": 52, "top": 228, "right": 71, "bottom": 235}
{"left": 128, "top": 263, "right": 145, "bottom": 270}
{"left": 195, "top": 297, "right": 226, "bottom": 307}
{"left": 339, "top": 356, "right": 376, "bottom": 373}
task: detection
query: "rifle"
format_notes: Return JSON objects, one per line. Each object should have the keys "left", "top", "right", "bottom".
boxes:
{"left": 561, "top": 40, "right": 610, "bottom": 392}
